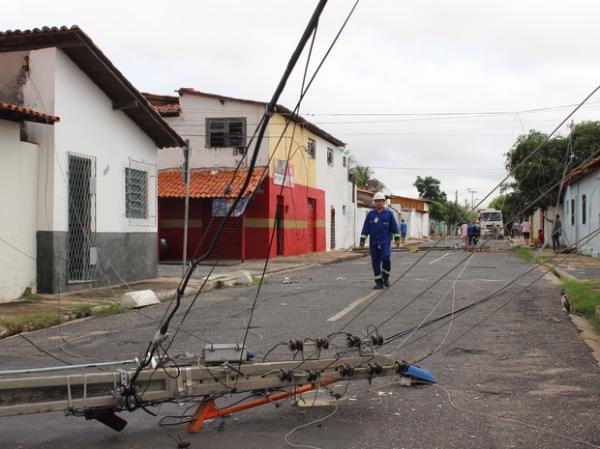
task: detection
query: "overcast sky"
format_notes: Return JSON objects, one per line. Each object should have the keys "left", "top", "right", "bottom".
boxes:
{"left": 5, "top": 0, "right": 600, "bottom": 206}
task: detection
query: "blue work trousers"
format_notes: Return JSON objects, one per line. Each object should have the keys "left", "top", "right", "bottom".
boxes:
{"left": 370, "top": 244, "right": 391, "bottom": 285}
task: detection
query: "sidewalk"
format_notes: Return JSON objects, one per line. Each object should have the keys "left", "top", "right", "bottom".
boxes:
{"left": 0, "top": 251, "right": 365, "bottom": 331}
{"left": 550, "top": 250, "right": 600, "bottom": 281}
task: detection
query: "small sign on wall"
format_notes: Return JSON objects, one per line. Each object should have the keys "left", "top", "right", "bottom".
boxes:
{"left": 273, "top": 160, "right": 295, "bottom": 187}
{"left": 212, "top": 198, "right": 249, "bottom": 217}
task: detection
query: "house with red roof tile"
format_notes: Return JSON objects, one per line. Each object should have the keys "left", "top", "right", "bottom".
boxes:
{"left": 0, "top": 26, "right": 183, "bottom": 297}
{"left": 144, "top": 89, "right": 355, "bottom": 261}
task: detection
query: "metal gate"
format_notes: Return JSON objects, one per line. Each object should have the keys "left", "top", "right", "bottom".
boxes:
{"left": 67, "top": 153, "right": 96, "bottom": 282}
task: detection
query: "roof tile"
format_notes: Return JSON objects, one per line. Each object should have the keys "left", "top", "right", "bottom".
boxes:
{"left": 0, "top": 101, "right": 59, "bottom": 124}
{"left": 159, "top": 168, "right": 267, "bottom": 199}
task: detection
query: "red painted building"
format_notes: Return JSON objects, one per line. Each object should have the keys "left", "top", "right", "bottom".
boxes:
{"left": 146, "top": 89, "right": 345, "bottom": 261}
{"left": 158, "top": 168, "right": 326, "bottom": 261}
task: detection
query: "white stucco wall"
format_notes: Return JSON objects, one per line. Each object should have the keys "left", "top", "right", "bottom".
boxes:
{"left": 562, "top": 170, "right": 600, "bottom": 258}
{"left": 0, "top": 120, "right": 39, "bottom": 299}
{"left": 158, "top": 93, "right": 269, "bottom": 170}
{"left": 24, "top": 48, "right": 159, "bottom": 234}
{"left": 315, "top": 139, "right": 355, "bottom": 250}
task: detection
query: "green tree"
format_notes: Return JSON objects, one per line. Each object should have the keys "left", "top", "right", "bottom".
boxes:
{"left": 505, "top": 121, "right": 600, "bottom": 212}
{"left": 444, "top": 201, "right": 471, "bottom": 227}
{"left": 413, "top": 176, "right": 448, "bottom": 203}
{"left": 350, "top": 164, "right": 373, "bottom": 190}
{"left": 488, "top": 194, "right": 506, "bottom": 211}
{"left": 414, "top": 176, "right": 448, "bottom": 222}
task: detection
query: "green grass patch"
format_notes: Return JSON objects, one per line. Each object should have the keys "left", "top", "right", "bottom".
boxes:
{"left": 19, "top": 287, "right": 41, "bottom": 301}
{"left": 3, "top": 312, "right": 62, "bottom": 335}
{"left": 93, "top": 302, "right": 127, "bottom": 317}
{"left": 406, "top": 243, "right": 419, "bottom": 253}
{"left": 71, "top": 303, "right": 93, "bottom": 318}
{"left": 562, "top": 278, "right": 600, "bottom": 334}
{"left": 513, "top": 245, "right": 535, "bottom": 262}
{"left": 251, "top": 275, "right": 264, "bottom": 286}
{"left": 512, "top": 245, "right": 553, "bottom": 264}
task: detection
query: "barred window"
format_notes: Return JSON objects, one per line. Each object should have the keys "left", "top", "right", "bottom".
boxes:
{"left": 307, "top": 138, "right": 316, "bottom": 159}
{"left": 327, "top": 147, "right": 334, "bottom": 166}
{"left": 582, "top": 194, "right": 587, "bottom": 225}
{"left": 206, "top": 118, "right": 246, "bottom": 148}
{"left": 125, "top": 168, "right": 148, "bottom": 219}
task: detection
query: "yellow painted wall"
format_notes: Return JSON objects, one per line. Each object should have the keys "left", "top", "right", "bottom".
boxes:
{"left": 267, "top": 113, "right": 317, "bottom": 188}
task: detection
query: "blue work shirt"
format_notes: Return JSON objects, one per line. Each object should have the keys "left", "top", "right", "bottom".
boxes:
{"left": 400, "top": 222, "right": 408, "bottom": 235}
{"left": 361, "top": 208, "right": 400, "bottom": 247}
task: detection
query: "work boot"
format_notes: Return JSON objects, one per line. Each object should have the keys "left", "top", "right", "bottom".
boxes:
{"left": 373, "top": 282, "right": 384, "bottom": 290}
{"left": 383, "top": 277, "right": 390, "bottom": 287}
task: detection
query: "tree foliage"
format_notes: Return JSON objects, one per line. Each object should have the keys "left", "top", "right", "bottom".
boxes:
{"left": 506, "top": 121, "right": 600, "bottom": 212}
{"left": 350, "top": 164, "right": 373, "bottom": 189}
{"left": 413, "top": 176, "right": 461, "bottom": 223}
{"left": 413, "top": 176, "right": 448, "bottom": 203}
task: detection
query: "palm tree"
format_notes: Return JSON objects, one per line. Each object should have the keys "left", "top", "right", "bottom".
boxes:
{"left": 351, "top": 164, "right": 373, "bottom": 189}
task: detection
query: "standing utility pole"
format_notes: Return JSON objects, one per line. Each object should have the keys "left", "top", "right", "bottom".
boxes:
{"left": 468, "top": 189, "right": 477, "bottom": 210}
{"left": 182, "top": 140, "right": 191, "bottom": 276}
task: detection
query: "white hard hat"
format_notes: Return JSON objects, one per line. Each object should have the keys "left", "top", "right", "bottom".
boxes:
{"left": 373, "top": 192, "right": 386, "bottom": 201}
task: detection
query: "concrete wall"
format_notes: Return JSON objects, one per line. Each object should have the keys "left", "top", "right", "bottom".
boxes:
{"left": 52, "top": 49, "right": 158, "bottom": 234}
{"left": 0, "top": 51, "right": 28, "bottom": 104}
{"left": 159, "top": 93, "right": 268, "bottom": 170}
{"left": 0, "top": 120, "right": 39, "bottom": 300}
{"left": 563, "top": 170, "right": 600, "bottom": 258}
{"left": 314, "top": 137, "right": 354, "bottom": 250}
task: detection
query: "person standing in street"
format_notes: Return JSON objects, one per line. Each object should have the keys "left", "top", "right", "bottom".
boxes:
{"left": 461, "top": 221, "right": 469, "bottom": 251}
{"left": 521, "top": 218, "right": 531, "bottom": 244}
{"left": 360, "top": 192, "right": 401, "bottom": 289}
{"left": 545, "top": 214, "right": 563, "bottom": 252}
{"left": 400, "top": 219, "right": 408, "bottom": 245}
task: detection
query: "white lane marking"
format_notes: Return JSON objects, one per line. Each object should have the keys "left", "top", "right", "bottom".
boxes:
{"left": 429, "top": 252, "right": 450, "bottom": 265}
{"left": 327, "top": 291, "right": 378, "bottom": 322}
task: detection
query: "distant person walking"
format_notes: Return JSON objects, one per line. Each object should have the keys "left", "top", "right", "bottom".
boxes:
{"left": 521, "top": 219, "right": 531, "bottom": 243}
{"left": 461, "top": 222, "right": 469, "bottom": 250}
{"left": 360, "top": 192, "right": 401, "bottom": 289}
{"left": 400, "top": 219, "right": 408, "bottom": 244}
{"left": 511, "top": 221, "right": 521, "bottom": 238}
{"left": 545, "top": 214, "right": 563, "bottom": 252}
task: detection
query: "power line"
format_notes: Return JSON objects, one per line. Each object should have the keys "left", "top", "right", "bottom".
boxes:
{"left": 370, "top": 166, "right": 504, "bottom": 171}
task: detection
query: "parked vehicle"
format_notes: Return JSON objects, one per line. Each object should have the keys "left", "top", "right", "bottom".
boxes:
{"left": 479, "top": 209, "right": 503, "bottom": 238}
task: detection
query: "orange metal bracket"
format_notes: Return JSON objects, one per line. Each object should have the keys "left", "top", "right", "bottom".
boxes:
{"left": 187, "top": 381, "right": 334, "bottom": 433}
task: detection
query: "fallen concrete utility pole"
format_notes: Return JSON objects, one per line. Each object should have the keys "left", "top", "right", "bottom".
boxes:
{"left": 0, "top": 354, "right": 434, "bottom": 432}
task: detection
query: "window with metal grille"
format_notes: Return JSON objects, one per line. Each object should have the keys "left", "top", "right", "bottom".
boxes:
{"left": 327, "top": 147, "right": 334, "bottom": 166}
{"left": 571, "top": 198, "right": 575, "bottom": 225}
{"left": 342, "top": 156, "right": 347, "bottom": 167}
{"left": 307, "top": 138, "right": 316, "bottom": 159}
{"left": 582, "top": 194, "right": 587, "bottom": 224}
{"left": 125, "top": 168, "right": 148, "bottom": 219}
{"left": 206, "top": 118, "right": 246, "bottom": 148}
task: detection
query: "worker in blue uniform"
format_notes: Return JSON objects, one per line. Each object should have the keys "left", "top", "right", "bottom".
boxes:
{"left": 359, "top": 192, "right": 401, "bottom": 289}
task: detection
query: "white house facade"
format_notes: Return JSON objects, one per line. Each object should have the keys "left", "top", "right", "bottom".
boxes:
{"left": 314, "top": 135, "right": 355, "bottom": 251}
{"left": 0, "top": 26, "right": 183, "bottom": 295}
{"left": 561, "top": 156, "right": 600, "bottom": 258}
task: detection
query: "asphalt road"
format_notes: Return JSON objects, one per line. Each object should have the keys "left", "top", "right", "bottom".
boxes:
{"left": 1, "top": 250, "right": 599, "bottom": 449}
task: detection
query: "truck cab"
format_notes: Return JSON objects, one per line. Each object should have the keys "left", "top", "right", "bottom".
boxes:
{"left": 479, "top": 209, "right": 503, "bottom": 238}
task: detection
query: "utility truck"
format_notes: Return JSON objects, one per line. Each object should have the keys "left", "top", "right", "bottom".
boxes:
{"left": 479, "top": 208, "right": 503, "bottom": 238}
